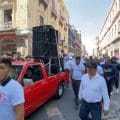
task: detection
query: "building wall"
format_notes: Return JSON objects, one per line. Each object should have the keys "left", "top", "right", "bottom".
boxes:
{"left": 0, "top": 0, "right": 69, "bottom": 56}
{"left": 99, "top": 0, "right": 120, "bottom": 58}
{"left": 28, "top": 0, "right": 69, "bottom": 52}
{"left": 74, "top": 29, "right": 82, "bottom": 56}
{"left": 15, "top": 0, "right": 28, "bottom": 29}
{"left": 68, "top": 25, "right": 76, "bottom": 54}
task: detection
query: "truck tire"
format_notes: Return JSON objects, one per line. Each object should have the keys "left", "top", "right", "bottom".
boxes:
{"left": 55, "top": 82, "right": 64, "bottom": 99}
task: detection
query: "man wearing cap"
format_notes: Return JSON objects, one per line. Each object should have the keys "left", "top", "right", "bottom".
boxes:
{"left": 0, "top": 58, "right": 24, "bottom": 120}
{"left": 79, "top": 61, "right": 110, "bottom": 120}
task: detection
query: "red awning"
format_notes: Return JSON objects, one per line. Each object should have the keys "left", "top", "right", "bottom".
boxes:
{"left": 0, "top": 33, "right": 16, "bottom": 41}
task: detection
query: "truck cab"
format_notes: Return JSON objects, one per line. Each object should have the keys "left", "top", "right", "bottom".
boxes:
{"left": 11, "top": 60, "right": 69, "bottom": 117}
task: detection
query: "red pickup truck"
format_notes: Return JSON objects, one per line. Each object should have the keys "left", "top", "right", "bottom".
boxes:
{"left": 11, "top": 60, "right": 69, "bottom": 117}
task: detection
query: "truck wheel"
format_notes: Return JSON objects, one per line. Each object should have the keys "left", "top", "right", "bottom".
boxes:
{"left": 55, "top": 82, "right": 64, "bottom": 99}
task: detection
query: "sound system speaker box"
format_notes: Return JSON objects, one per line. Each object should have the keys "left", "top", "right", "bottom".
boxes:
{"left": 32, "top": 25, "right": 58, "bottom": 58}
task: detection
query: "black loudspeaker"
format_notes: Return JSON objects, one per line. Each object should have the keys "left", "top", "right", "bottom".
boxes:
{"left": 32, "top": 25, "right": 58, "bottom": 58}
{"left": 32, "top": 41, "right": 50, "bottom": 57}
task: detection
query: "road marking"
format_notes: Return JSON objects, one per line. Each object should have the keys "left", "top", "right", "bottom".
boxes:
{"left": 46, "top": 104, "right": 65, "bottom": 120}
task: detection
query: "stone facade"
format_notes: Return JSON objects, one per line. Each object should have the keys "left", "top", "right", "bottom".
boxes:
{"left": 0, "top": 0, "right": 69, "bottom": 56}
{"left": 74, "top": 28, "right": 82, "bottom": 56}
{"left": 99, "top": 0, "right": 120, "bottom": 58}
{"left": 68, "top": 25, "right": 76, "bottom": 55}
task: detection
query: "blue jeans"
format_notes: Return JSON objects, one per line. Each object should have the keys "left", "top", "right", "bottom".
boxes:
{"left": 79, "top": 99, "right": 102, "bottom": 120}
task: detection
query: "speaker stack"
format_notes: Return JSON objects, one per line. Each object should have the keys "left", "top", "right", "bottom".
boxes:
{"left": 32, "top": 25, "right": 58, "bottom": 58}
{"left": 32, "top": 25, "right": 60, "bottom": 74}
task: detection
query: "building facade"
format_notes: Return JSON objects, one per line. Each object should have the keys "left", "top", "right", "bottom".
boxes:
{"left": 68, "top": 25, "right": 76, "bottom": 55}
{"left": 99, "top": 0, "right": 120, "bottom": 58}
{"left": 74, "top": 28, "right": 82, "bottom": 56}
{"left": 0, "top": 0, "right": 69, "bottom": 56}
{"left": 68, "top": 25, "right": 82, "bottom": 56}
{"left": 81, "top": 45, "right": 87, "bottom": 56}
{"left": 94, "top": 36, "right": 100, "bottom": 57}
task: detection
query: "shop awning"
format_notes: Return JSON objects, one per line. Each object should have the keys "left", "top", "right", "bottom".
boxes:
{"left": 0, "top": 32, "right": 16, "bottom": 40}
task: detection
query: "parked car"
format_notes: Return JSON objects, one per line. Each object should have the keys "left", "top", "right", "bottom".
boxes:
{"left": 11, "top": 60, "right": 69, "bottom": 117}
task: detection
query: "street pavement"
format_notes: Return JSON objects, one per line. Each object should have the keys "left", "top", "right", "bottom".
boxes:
{"left": 102, "top": 89, "right": 120, "bottom": 120}
{"left": 27, "top": 85, "right": 120, "bottom": 120}
{"left": 26, "top": 85, "right": 80, "bottom": 120}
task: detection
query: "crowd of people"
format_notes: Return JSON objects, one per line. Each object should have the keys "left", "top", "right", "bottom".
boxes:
{"left": 1, "top": 52, "right": 32, "bottom": 61}
{"left": 62, "top": 53, "right": 120, "bottom": 120}
{"left": 0, "top": 50, "right": 120, "bottom": 120}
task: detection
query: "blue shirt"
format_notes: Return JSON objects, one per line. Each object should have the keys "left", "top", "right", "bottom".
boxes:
{"left": 0, "top": 79, "right": 24, "bottom": 120}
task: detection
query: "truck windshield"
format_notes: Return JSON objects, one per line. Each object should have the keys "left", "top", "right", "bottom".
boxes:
{"left": 11, "top": 65, "right": 23, "bottom": 80}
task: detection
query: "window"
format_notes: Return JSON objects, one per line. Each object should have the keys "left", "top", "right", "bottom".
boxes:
{"left": 4, "top": 9, "right": 12, "bottom": 22}
{"left": 115, "top": 24, "right": 116, "bottom": 36}
{"left": 11, "top": 65, "right": 23, "bottom": 80}
{"left": 39, "top": 0, "right": 40, "bottom": 5}
{"left": 118, "top": 20, "right": 120, "bottom": 32}
{"left": 40, "top": 16, "right": 44, "bottom": 25}
{"left": 112, "top": 9, "right": 114, "bottom": 17}
{"left": 51, "top": 58, "right": 60, "bottom": 75}
{"left": 112, "top": 28, "right": 113, "bottom": 37}
{"left": 110, "top": 15, "right": 111, "bottom": 24}
{"left": 115, "top": 2, "right": 117, "bottom": 10}
{"left": 23, "top": 65, "right": 43, "bottom": 83}
{"left": 51, "top": 0, "right": 55, "bottom": 9}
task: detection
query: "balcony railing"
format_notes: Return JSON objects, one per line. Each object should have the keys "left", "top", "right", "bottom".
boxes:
{"left": 0, "top": 21, "right": 13, "bottom": 31}
{"left": 39, "top": 0, "right": 48, "bottom": 7}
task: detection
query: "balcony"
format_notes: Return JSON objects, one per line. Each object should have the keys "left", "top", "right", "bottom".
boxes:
{"left": 51, "top": 7, "right": 57, "bottom": 18}
{"left": 39, "top": 0, "right": 48, "bottom": 7}
{"left": 0, "top": 21, "right": 13, "bottom": 31}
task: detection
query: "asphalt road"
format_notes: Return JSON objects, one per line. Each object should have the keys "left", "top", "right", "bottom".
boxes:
{"left": 26, "top": 85, "right": 80, "bottom": 120}
{"left": 26, "top": 84, "right": 120, "bottom": 120}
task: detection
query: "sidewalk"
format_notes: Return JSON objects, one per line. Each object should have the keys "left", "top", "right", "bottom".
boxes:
{"left": 102, "top": 90, "right": 120, "bottom": 120}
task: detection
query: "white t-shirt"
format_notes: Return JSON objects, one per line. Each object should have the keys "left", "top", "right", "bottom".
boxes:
{"left": 0, "top": 79, "right": 25, "bottom": 120}
{"left": 71, "top": 62, "right": 85, "bottom": 80}
{"left": 97, "top": 65, "right": 103, "bottom": 75}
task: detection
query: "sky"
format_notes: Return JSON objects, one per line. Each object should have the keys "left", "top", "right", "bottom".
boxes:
{"left": 64, "top": 0, "right": 111, "bottom": 55}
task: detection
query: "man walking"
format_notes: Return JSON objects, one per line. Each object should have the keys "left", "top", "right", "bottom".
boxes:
{"left": 79, "top": 61, "right": 110, "bottom": 120}
{"left": 102, "top": 59, "right": 115, "bottom": 97}
{"left": 70, "top": 56, "right": 85, "bottom": 109}
{"left": 111, "top": 56, "right": 120, "bottom": 92}
{"left": 0, "top": 58, "right": 25, "bottom": 120}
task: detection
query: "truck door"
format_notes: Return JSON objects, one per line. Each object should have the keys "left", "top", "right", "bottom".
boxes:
{"left": 23, "top": 64, "right": 48, "bottom": 116}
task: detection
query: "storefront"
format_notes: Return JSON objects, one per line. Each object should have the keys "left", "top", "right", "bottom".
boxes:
{"left": 113, "top": 39, "right": 120, "bottom": 58}
{"left": 0, "top": 31, "right": 17, "bottom": 55}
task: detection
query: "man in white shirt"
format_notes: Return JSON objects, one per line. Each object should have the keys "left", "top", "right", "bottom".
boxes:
{"left": 79, "top": 61, "right": 110, "bottom": 120}
{"left": 70, "top": 56, "right": 85, "bottom": 109}
{"left": 0, "top": 58, "right": 24, "bottom": 120}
